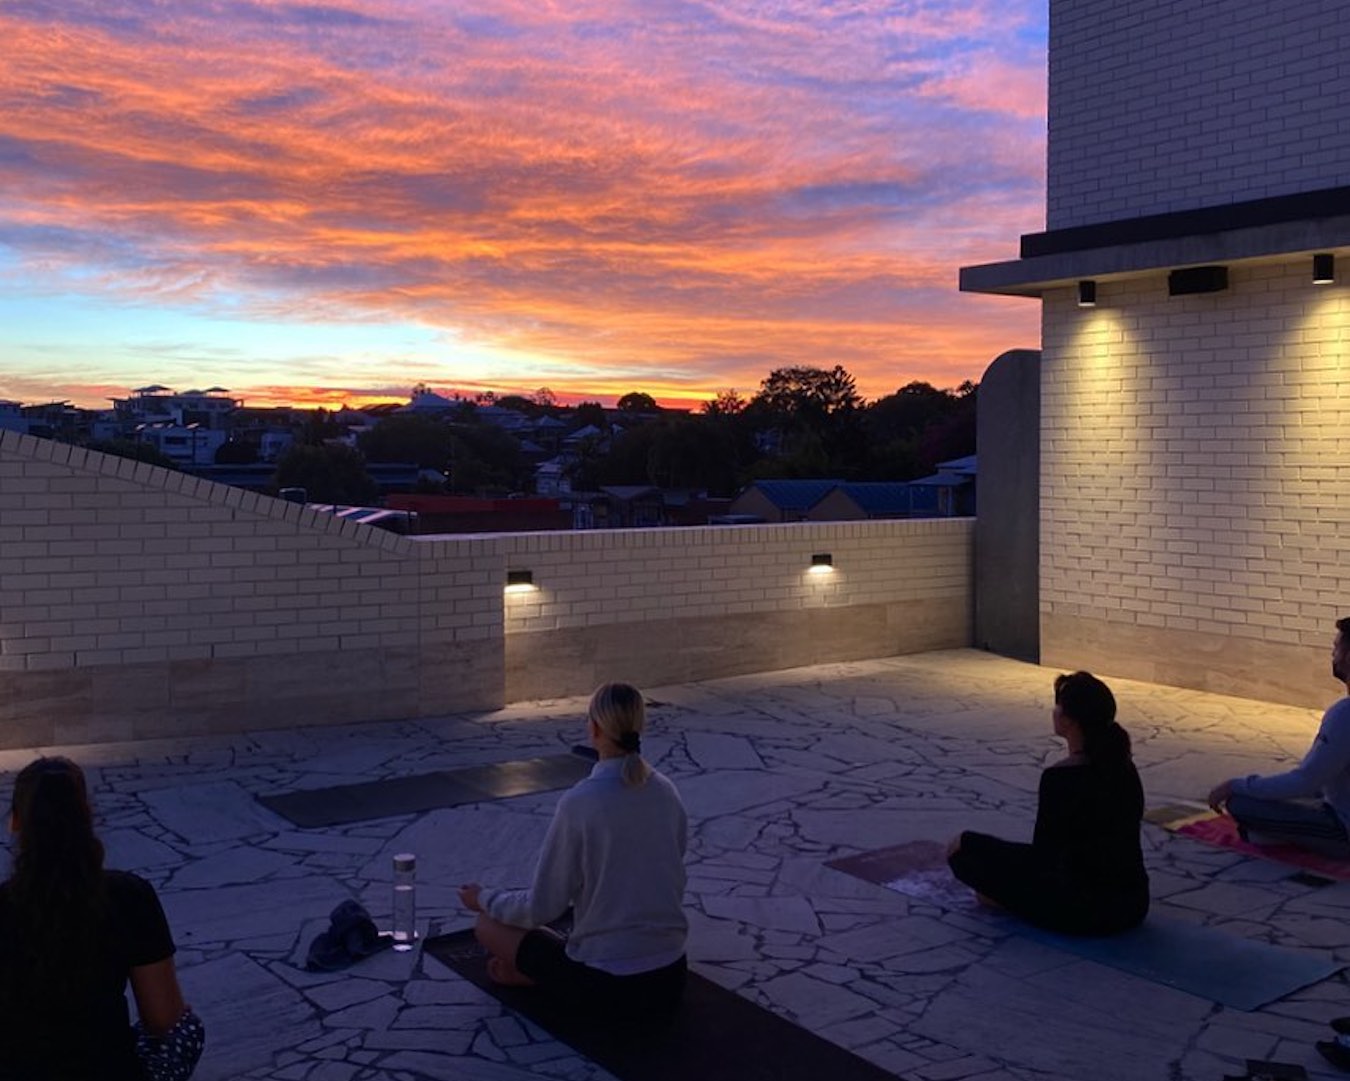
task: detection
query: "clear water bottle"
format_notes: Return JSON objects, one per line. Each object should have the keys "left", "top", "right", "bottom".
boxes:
{"left": 392, "top": 853, "right": 416, "bottom": 951}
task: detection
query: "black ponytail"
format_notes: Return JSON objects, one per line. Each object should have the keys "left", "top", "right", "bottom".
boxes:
{"left": 4, "top": 757, "right": 107, "bottom": 1004}
{"left": 1054, "top": 671, "right": 1132, "bottom": 767}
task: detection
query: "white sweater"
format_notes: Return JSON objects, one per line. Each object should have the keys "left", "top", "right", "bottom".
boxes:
{"left": 480, "top": 758, "right": 688, "bottom": 974}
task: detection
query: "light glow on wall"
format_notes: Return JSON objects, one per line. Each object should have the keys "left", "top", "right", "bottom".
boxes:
{"left": 1063, "top": 292, "right": 1135, "bottom": 380}
{"left": 1279, "top": 285, "right": 1348, "bottom": 489}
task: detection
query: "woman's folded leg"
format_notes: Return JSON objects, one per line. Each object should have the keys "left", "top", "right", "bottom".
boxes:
{"left": 948, "top": 831, "right": 1038, "bottom": 909}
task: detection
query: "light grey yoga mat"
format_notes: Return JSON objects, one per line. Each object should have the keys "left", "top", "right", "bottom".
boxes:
{"left": 827, "top": 840, "right": 1342, "bottom": 1010}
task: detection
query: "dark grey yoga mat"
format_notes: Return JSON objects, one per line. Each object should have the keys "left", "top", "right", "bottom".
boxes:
{"left": 827, "top": 841, "right": 1343, "bottom": 1010}
{"left": 257, "top": 752, "right": 594, "bottom": 828}
{"left": 423, "top": 929, "right": 902, "bottom": 1081}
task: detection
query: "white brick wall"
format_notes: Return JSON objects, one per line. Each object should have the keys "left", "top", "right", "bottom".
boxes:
{"left": 484, "top": 520, "right": 969, "bottom": 636}
{"left": 0, "top": 432, "right": 495, "bottom": 674}
{"left": 1041, "top": 262, "right": 1349, "bottom": 655}
{"left": 0, "top": 431, "right": 973, "bottom": 741}
{"left": 1047, "top": 0, "right": 1350, "bottom": 228}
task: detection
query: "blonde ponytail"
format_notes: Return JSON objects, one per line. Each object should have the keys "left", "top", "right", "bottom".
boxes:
{"left": 588, "top": 682, "right": 652, "bottom": 786}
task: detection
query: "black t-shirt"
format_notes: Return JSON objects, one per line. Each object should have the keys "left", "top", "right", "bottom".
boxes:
{"left": 1032, "top": 758, "right": 1148, "bottom": 894}
{"left": 0, "top": 869, "right": 175, "bottom": 1081}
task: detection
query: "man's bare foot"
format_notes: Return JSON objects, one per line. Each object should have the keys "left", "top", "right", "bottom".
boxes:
{"left": 486, "top": 956, "right": 535, "bottom": 987}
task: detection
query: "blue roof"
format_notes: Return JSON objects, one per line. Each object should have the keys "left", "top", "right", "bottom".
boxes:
{"left": 744, "top": 479, "right": 844, "bottom": 510}
{"left": 831, "top": 482, "right": 915, "bottom": 515}
{"left": 936, "top": 454, "right": 977, "bottom": 474}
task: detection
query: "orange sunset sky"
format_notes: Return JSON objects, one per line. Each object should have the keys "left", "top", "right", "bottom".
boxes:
{"left": 0, "top": 0, "right": 1047, "bottom": 411}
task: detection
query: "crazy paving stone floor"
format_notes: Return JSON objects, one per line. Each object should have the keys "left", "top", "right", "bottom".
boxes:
{"left": 3, "top": 649, "right": 1349, "bottom": 1080}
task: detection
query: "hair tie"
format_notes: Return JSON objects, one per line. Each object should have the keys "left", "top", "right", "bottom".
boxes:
{"left": 618, "top": 732, "right": 641, "bottom": 754}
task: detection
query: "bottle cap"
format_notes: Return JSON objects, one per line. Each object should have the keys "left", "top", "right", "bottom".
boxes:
{"left": 393, "top": 853, "right": 416, "bottom": 872}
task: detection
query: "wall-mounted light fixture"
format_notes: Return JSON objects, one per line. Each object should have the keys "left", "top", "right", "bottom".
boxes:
{"left": 1076, "top": 280, "right": 1097, "bottom": 308}
{"left": 1314, "top": 253, "right": 1336, "bottom": 285}
{"left": 1168, "top": 265, "right": 1228, "bottom": 296}
{"left": 505, "top": 569, "right": 536, "bottom": 593}
{"left": 809, "top": 553, "right": 834, "bottom": 574}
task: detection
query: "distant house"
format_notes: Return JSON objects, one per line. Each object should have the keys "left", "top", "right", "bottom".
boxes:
{"left": 112, "top": 386, "right": 239, "bottom": 432}
{"left": 134, "top": 422, "right": 227, "bottom": 467}
{"left": 0, "top": 400, "right": 33, "bottom": 435}
{"left": 600, "top": 486, "right": 670, "bottom": 528}
{"left": 560, "top": 487, "right": 731, "bottom": 530}
{"left": 475, "top": 405, "right": 530, "bottom": 432}
{"left": 529, "top": 415, "right": 568, "bottom": 453}
{"left": 660, "top": 490, "right": 732, "bottom": 527}
{"left": 564, "top": 423, "right": 606, "bottom": 446}
{"left": 403, "top": 388, "right": 468, "bottom": 413}
{"left": 6, "top": 400, "right": 86, "bottom": 442}
{"left": 807, "top": 482, "right": 917, "bottom": 521}
{"left": 906, "top": 455, "right": 977, "bottom": 517}
{"left": 533, "top": 456, "right": 572, "bottom": 497}
{"left": 727, "top": 479, "right": 844, "bottom": 523}
{"left": 730, "top": 459, "right": 978, "bottom": 523}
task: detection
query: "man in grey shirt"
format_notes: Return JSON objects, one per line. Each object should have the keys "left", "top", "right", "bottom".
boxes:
{"left": 1207, "top": 616, "right": 1350, "bottom": 852}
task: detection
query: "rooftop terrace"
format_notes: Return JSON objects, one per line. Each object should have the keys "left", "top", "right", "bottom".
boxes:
{"left": 4, "top": 649, "right": 1346, "bottom": 1081}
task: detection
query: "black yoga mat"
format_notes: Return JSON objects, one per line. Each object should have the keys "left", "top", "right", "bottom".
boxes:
{"left": 423, "top": 929, "right": 902, "bottom": 1081}
{"left": 257, "top": 753, "right": 593, "bottom": 828}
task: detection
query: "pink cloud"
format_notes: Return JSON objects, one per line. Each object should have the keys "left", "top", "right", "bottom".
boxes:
{"left": 917, "top": 52, "right": 1047, "bottom": 120}
{"left": 0, "top": 0, "right": 1048, "bottom": 406}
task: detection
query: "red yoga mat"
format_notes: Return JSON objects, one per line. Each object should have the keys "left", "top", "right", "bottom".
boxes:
{"left": 1168, "top": 811, "right": 1350, "bottom": 880}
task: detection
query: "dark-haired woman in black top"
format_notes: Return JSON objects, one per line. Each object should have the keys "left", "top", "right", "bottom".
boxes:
{"left": 948, "top": 671, "right": 1149, "bottom": 935}
{"left": 0, "top": 757, "right": 204, "bottom": 1081}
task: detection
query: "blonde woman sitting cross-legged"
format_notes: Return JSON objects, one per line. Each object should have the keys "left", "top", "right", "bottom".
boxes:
{"left": 458, "top": 682, "right": 689, "bottom": 1021}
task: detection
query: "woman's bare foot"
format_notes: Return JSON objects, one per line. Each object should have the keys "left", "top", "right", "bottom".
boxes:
{"left": 486, "top": 956, "right": 535, "bottom": 987}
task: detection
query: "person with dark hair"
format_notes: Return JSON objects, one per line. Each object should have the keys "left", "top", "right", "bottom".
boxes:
{"left": 1208, "top": 616, "right": 1350, "bottom": 853}
{"left": 0, "top": 757, "right": 204, "bottom": 1081}
{"left": 947, "top": 671, "right": 1149, "bottom": 935}
{"left": 458, "top": 682, "right": 688, "bottom": 1020}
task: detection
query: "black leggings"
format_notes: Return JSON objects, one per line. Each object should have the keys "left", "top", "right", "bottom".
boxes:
{"left": 949, "top": 831, "right": 1148, "bottom": 936}
{"left": 516, "top": 929, "right": 687, "bottom": 1019}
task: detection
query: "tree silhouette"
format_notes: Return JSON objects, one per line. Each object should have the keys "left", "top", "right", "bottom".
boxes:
{"left": 273, "top": 444, "right": 379, "bottom": 504}
{"left": 748, "top": 366, "right": 865, "bottom": 478}
{"left": 214, "top": 439, "right": 259, "bottom": 465}
{"left": 572, "top": 401, "right": 608, "bottom": 431}
{"left": 702, "top": 389, "right": 747, "bottom": 418}
{"left": 862, "top": 380, "right": 978, "bottom": 477}
{"left": 616, "top": 391, "right": 658, "bottom": 413}
{"left": 446, "top": 424, "right": 530, "bottom": 494}
{"left": 751, "top": 366, "right": 860, "bottom": 421}
{"left": 297, "top": 408, "right": 344, "bottom": 447}
{"left": 360, "top": 414, "right": 454, "bottom": 468}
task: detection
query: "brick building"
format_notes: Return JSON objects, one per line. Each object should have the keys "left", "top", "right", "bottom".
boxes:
{"left": 962, "top": 0, "right": 1350, "bottom": 707}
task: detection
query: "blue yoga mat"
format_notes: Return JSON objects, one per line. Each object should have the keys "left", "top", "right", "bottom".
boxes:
{"left": 826, "top": 842, "right": 1342, "bottom": 1011}
{"left": 1015, "top": 916, "right": 1341, "bottom": 1012}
